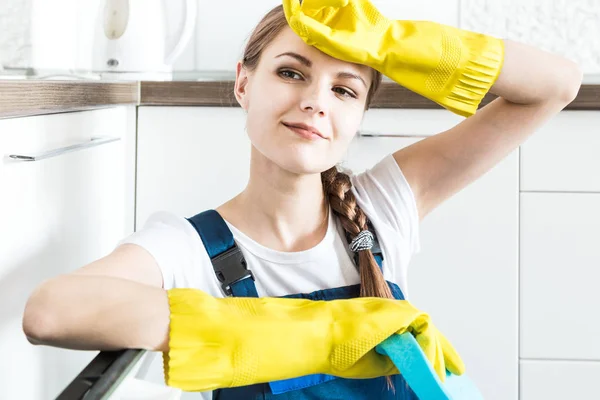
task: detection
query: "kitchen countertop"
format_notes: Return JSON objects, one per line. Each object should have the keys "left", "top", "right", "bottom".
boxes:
{"left": 0, "top": 80, "right": 139, "bottom": 119}
{"left": 1, "top": 78, "right": 600, "bottom": 119}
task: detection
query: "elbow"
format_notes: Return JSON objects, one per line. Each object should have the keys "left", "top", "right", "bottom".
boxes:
{"left": 557, "top": 61, "right": 583, "bottom": 104}
{"left": 22, "top": 313, "right": 50, "bottom": 346}
{"left": 22, "top": 282, "right": 59, "bottom": 345}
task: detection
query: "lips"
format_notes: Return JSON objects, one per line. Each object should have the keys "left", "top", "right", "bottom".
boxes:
{"left": 283, "top": 122, "right": 326, "bottom": 140}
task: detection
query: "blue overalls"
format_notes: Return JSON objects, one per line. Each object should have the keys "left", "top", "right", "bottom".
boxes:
{"left": 187, "top": 210, "right": 419, "bottom": 400}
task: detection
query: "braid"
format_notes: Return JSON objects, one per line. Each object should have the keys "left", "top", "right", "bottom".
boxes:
{"left": 322, "top": 165, "right": 397, "bottom": 391}
{"left": 321, "top": 167, "right": 393, "bottom": 299}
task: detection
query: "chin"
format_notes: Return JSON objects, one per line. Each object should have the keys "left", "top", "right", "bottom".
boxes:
{"left": 278, "top": 157, "right": 328, "bottom": 175}
{"left": 271, "top": 150, "right": 333, "bottom": 175}
{"left": 251, "top": 136, "right": 337, "bottom": 175}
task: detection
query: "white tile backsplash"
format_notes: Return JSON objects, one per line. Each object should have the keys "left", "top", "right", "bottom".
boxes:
{"left": 0, "top": 0, "right": 32, "bottom": 68}
{"left": 461, "top": 0, "right": 600, "bottom": 75}
{"left": 373, "top": 0, "right": 459, "bottom": 24}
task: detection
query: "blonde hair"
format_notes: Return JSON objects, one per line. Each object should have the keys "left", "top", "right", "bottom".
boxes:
{"left": 241, "top": 5, "right": 395, "bottom": 390}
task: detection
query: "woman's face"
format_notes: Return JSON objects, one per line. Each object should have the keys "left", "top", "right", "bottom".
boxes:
{"left": 235, "top": 25, "right": 372, "bottom": 175}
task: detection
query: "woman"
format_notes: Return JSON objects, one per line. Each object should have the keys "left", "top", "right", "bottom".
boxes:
{"left": 22, "top": 1, "right": 582, "bottom": 399}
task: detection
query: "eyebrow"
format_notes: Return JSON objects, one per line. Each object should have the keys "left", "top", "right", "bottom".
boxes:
{"left": 275, "top": 52, "right": 368, "bottom": 88}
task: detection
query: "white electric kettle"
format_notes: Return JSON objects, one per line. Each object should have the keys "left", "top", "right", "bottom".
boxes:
{"left": 86, "top": 0, "right": 197, "bottom": 80}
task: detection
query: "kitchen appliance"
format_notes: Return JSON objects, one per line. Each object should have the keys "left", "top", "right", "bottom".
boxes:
{"left": 86, "top": 0, "right": 197, "bottom": 80}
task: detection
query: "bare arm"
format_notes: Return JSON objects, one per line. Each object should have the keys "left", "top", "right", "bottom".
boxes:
{"left": 393, "top": 39, "right": 583, "bottom": 219}
{"left": 22, "top": 244, "right": 170, "bottom": 352}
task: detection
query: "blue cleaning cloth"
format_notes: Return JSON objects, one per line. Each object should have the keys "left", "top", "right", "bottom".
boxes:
{"left": 375, "top": 333, "right": 484, "bottom": 400}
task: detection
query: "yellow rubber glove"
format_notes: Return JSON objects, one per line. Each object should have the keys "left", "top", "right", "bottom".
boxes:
{"left": 282, "top": 0, "right": 504, "bottom": 117}
{"left": 164, "top": 288, "right": 465, "bottom": 392}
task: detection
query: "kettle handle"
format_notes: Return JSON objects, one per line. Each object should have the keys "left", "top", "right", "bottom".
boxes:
{"left": 165, "top": 0, "right": 197, "bottom": 65}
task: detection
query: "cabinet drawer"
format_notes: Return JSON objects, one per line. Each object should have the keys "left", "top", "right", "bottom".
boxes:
{"left": 520, "top": 192, "right": 600, "bottom": 360}
{"left": 0, "top": 107, "right": 136, "bottom": 399}
{"left": 521, "top": 360, "right": 600, "bottom": 400}
{"left": 360, "top": 108, "right": 464, "bottom": 137}
{"left": 520, "top": 111, "right": 600, "bottom": 192}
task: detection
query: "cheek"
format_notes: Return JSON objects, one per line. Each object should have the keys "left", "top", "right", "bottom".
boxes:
{"left": 245, "top": 84, "right": 297, "bottom": 139}
{"left": 333, "top": 106, "right": 363, "bottom": 142}
{"left": 246, "top": 84, "right": 294, "bottom": 123}
{"left": 244, "top": 103, "right": 285, "bottom": 156}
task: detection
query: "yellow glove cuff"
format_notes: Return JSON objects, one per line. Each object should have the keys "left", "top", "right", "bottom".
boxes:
{"left": 385, "top": 21, "right": 505, "bottom": 117}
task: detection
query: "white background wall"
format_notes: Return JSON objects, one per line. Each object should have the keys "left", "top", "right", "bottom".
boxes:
{"left": 1, "top": 0, "right": 600, "bottom": 77}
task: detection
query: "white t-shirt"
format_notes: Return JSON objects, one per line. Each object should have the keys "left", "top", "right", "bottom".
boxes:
{"left": 117, "top": 153, "right": 420, "bottom": 398}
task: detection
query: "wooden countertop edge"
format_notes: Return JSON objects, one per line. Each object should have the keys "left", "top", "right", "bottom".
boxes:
{"left": 139, "top": 81, "right": 600, "bottom": 110}
{"left": 0, "top": 81, "right": 139, "bottom": 119}
{"left": 1, "top": 80, "right": 599, "bottom": 118}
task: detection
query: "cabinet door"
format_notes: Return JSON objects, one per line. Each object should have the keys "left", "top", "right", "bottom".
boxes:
{"left": 520, "top": 111, "right": 600, "bottom": 192}
{"left": 136, "top": 106, "right": 250, "bottom": 227}
{"left": 0, "top": 106, "right": 136, "bottom": 399}
{"left": 345, "top": 109, "right": 519, "bottom": 400}
{"left": 521, "top": 360, "right": 600, "bottom": 399}
{"left": 520, "top": 192, "right": 600, "bottom": 360}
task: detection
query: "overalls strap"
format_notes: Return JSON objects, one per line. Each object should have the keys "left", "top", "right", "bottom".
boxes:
{"left": 187, "top": 209, "right": 258, "bottom": 297}
{"left": 187, "top": 209, "right": 386, "bottom": 298}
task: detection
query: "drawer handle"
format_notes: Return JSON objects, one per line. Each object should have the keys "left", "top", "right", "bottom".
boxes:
{"left": 357, "top": 130, "right": 424, "bottom": 138}
{"left": 7, "top": 136, "right": 121, "bottom": 162}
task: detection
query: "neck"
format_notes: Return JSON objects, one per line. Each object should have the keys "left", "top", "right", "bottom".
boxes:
{"left": 217, "top": 147, "right": 330, "bottom": 252}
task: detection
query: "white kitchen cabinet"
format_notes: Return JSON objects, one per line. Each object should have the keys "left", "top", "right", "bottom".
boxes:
{"left": 519, "top": 107, "right": 600, "bottom": 399}
{"left": 520, "top": 111, "right": 600, "bottom": 192}
{"left": 137, "top": 106, "right": 519, "bottom": 400}
{"left": 136, "top": 106, "right": 251, "bottom": 228}
{"left": 0, "top": 106, "right": 136, "bottom": 399}
{"left": 520, "top": 360, "right": 600, "bottom": 400}
{"left": 520, "top": 192, "right": 600, "bottom": 360}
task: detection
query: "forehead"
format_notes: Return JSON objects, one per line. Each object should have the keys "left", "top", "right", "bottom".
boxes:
{"left": 262, "top": 26, "right": 371, "bottom": 77}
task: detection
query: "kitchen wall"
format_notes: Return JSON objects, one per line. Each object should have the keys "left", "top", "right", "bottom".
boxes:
{"left": 2, "top": 0, "right": 600, "bottom": 77}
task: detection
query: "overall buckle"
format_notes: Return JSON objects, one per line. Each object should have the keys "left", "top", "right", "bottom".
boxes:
{"left": 212, "top": 244, "right": 254, "bottom": 296}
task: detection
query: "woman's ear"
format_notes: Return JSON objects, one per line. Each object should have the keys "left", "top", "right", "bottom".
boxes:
{"left": 234, "top": 61, "right": 250, "bottom": 110}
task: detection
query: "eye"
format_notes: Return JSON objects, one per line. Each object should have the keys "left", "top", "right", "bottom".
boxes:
{"left": 278, "top": 69, "right": 303, "bottom": 80}
{"left": 333, "top": 86, "right": 358, "bottom": 99}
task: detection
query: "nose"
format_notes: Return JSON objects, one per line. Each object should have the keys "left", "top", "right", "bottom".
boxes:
{"left": 299, "top": 85, "right": 328, "bottom": 117}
